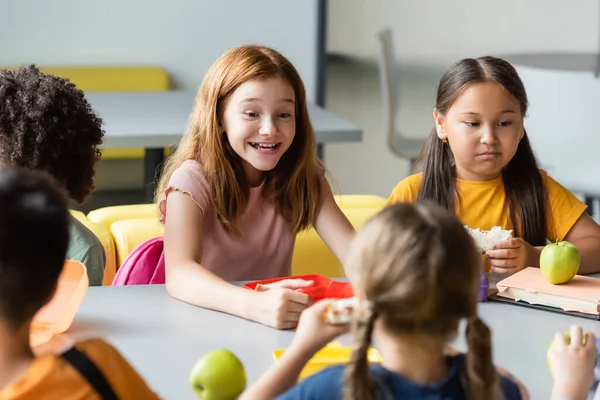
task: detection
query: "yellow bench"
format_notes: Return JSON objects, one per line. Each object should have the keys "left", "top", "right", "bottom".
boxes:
{"left": 87, "top": 195, "right": 387, "bottom": 277}
{"left": 106, "top": 207, "right": 382, "bottom": 278}
{"left": 87, "top": 195, "right": 387, "bottom": 231}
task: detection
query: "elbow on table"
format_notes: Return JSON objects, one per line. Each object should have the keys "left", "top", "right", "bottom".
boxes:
{"left": 163, "top": 261, "right": 189, "bottom": 300}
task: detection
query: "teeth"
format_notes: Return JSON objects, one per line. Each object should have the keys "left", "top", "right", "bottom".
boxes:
{"left": 252, "top": 143, "right": 278, "bottom": 149}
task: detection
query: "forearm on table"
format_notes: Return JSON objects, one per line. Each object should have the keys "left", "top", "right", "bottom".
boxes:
{"left": 165, "top": 261, "right": 254, "bottom": 318}
{"left": 240, "top": 344, "right": 315, "bottom": 400}
{"left": 571, "top": 237, "right": 600, "bottom": 274}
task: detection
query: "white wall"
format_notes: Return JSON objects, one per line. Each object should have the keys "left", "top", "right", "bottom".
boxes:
{"left": 518, "top": 66, "right": 600, "bottom": 196}
{"left": 324, "top": 0, "right": 600, "bottom": 199}
{"left": 0, "top": 0, "right": 320, "bottom": 102}
{"left": 325, "top": 61, "right": 600, "bottom": 199}
{"left": 328, "top": 0, "right": 599, "bottom": 66}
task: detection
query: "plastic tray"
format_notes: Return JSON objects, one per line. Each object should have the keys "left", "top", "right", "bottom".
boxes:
{"left": 244, "top": 274, "right": 354, "bottom": 303}
{"left": 30, "top": 260, "right": 89, "bottom": 346}
{"left": 273, "top": 342, "right": 382, "bottom": 381}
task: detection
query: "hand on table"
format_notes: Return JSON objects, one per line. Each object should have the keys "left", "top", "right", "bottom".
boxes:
{"left": 250, "top": 279, "right": 315, "bottom": 330}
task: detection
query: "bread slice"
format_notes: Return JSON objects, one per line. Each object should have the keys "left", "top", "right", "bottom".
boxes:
{"left": 465, "top": 226, "right": 513, "bottom": 252}
{"left": 326, "top": 297, "right": 358, "bottom": 325}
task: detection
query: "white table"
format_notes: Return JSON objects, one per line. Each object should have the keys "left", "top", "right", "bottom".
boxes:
{"left": 85, "top": 91, "right": 363, "bottom": 200}
{"left": 67, "top": 285, "right": 600, "bottom": 400}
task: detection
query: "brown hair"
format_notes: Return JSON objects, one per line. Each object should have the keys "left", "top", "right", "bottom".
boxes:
{"left": 417, "top": 56, "right": 547, "bottom": 246}
{"left": 343, "top": 203, "right": 497, "bottom": 400}
{"left": 156, "top": 46, "right": 322, "bottom": 233}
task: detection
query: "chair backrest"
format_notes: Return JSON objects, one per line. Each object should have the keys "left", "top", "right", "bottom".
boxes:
{"left": 87, "top": 204, "right": 158, "bottom": 231}
{"left": 333, "top": 194, "right": 386, "bottom": 209}
{"left": 36, "top": 66, "right": 169, "bottom": 92}
{"left": 110, "top": 218, "right": 165, "bottom": 267}
{"left": 291, "top": 207, "right": 383, "bottom": 277}
{"left": 92, "top": 195, "right": 387, "bottom": 275}
{"left": 376, "top": 28, "right": 397, "bottom": 151}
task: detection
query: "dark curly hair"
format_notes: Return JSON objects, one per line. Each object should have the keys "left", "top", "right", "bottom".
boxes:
{"left": 0, "top": 65, "right": 104, "bottom": 202}
{"left": 0, "top": 166, "right": 69, "bottom": 330}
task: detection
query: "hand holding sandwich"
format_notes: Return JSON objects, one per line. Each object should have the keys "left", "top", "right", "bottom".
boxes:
{"left": 239, "top": 300, "right": 351, "bottom": 400}
{"left": 290, "top": 300, "right": 352, "bottom": 355}
{"left": 486, "top": 237, "right": 541, "bottom": 274}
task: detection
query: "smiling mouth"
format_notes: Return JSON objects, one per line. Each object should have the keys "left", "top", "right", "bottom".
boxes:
{"left": 249, "top": 142, "right": 281, "bottom": 151}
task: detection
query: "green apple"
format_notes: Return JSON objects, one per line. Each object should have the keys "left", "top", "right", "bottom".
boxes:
{"left": 539, "top": 241, "right": 580, "bottom": 284}
{"left": 189, "top": 349, "right": 247, "bottom": 400}
{"left": 547, "top": 332, "right": 598, "bottom": 374}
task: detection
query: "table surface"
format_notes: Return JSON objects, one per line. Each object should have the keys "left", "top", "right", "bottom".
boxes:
{"left": 67, "top": 284, "right": 600, "bottom": 400}
{"left": 84, "top": 91, "right": 362, "bottom": 149}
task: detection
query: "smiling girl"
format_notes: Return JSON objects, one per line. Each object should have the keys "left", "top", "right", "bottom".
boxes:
{"left": 156, "top": 46, "right": 355, "bottom": 329}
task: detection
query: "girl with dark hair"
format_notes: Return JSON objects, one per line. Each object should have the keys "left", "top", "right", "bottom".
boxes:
{"left": 387, "top": 56, "right": 600, "bottom": 275}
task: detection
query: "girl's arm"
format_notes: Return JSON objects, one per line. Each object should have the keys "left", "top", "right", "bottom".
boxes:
{"left": 312, "top": 179, "right": 356, "bottom": 269}
{"left": 239, "top": 340, "right": 316, "bottom": 400}
{"left": 239, "top": 300, "right": 350, "bottom": 400}
{"left": 164, "top": 191, "right": 312, "bottom": 329}
{"left": 562, "top": 213, "right": 600, "bottom": 274}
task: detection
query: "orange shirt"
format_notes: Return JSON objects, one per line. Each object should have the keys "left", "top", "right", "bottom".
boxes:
{"left": 387, "top": 170, "right": 587, "bottom": 242}
{"left": 0, "top": 339, "right": 160, "bottom": 400}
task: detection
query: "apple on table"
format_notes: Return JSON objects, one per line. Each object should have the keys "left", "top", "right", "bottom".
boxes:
{"left": 539, "top": 241, "right": 581, "bottom": 285}
{"left": 189, "top": 349, "right": 247, "bottom": 400}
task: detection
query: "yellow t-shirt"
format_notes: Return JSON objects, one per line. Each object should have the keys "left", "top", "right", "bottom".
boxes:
{"left": 387, "top": 170, "right": 587, "bottom": 242}
{"left": 0, "top": 338, "right": 160, "bottom": 400}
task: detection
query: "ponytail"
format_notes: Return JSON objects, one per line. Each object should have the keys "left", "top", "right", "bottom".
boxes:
{"left": 343, "top": 309, "right": 378, "bottom": 400}
{"left": 464, "top": 316, "right": 497, "bottom": 400}
{"left": 417, "top": 130, "right": 457, "bottom": 212}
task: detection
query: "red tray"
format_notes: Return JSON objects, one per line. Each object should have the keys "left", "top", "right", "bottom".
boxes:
{"left": 244, "top": 274, "right": 354, "bottom": 303}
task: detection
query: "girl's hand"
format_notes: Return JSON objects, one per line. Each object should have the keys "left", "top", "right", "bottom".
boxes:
{"left": 290, "top": 300, "right": 351, "bottom": 354}
{"left": 249, "top": 286, "right": 313, "bottom": 330}
{"left": 548, "top": 325, "right": 597, "bottom": 400}
{"left": 255, "top": 278, "right": 314, "bottom": 292}
{"left": 485, "top": 237, "right": 538, "bottom": 275}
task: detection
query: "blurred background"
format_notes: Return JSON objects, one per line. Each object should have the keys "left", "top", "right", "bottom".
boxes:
{"left": 2, "top": 0, "right": 599, "bottom": 213}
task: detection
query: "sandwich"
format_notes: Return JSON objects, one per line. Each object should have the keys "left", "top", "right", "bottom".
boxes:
{"left": 465, "top": 226, "right": 513, "bottom": 252}
{"left": 325, "top": 297, "right": 359, "bottom": 325}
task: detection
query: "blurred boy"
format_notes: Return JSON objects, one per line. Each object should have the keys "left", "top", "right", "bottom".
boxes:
{"left": 0, "top": 167, "right": 158, "bottom": 399}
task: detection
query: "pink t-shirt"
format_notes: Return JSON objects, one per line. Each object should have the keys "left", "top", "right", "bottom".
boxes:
{"left": 159, "top": 160, "right": 295, "bottom": 281}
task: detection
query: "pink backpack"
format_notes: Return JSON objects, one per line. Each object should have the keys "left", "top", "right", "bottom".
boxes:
{"left": 112, "top": 237, "right": 166, "bottom": 285}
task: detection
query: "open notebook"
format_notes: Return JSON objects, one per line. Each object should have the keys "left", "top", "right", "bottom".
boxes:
{"left": 491, "top": 267, "right": 600, "bottom": 319}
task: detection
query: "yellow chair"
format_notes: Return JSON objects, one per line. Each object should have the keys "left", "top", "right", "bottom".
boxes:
{"left": 91, "top": 195, "right": 387, "bottom": 271}
{"left": 87, "top": 204, "right": 157, "bottom": 231}
{"left": 107, "top": 207, "right": 383, "bottom": 275}
{"left": 69, "top": 210, "right": 117, "bottom": 286}
{"left": 37, "top": 66, "right": 169, "bottom": 92}
{"left": 110, "top": 218, "right": 165, "bottom": 267}
{"left": 333, "top": 194, "right": 387, "bottom": 209}
{"left": 87, "top": 195, "right": 386, "bottom": 231}
{"left": 37, "top": 66, "right": 170, "bottom": 160}
{"left": 291, "top": 207, "right": 383, "bottom": 277}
